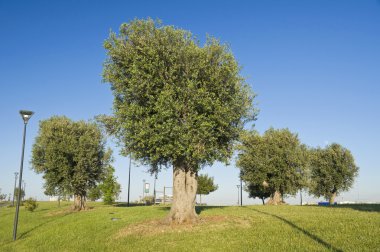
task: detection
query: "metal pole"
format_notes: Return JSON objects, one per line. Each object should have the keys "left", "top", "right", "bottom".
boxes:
{"left": 12, "top": 172, "right": 18, "bottom": 207}
{"left": 236, "top": 185, "right": 240, "bottom": 205}
{"left": 153, "top": 171, "right": 157, "bottom": 205}
{"left": 163, "top": 186, "right": 166, "bottom": 205}
{"left": 240, "top": 178, "right": 243, "bottom": 206}
{"left": 127, "top": 155, "right": 132, "bottom": 207}
{"left": 13, "top": 123, "right": 27, "bottom": 241}
{"left": 142, "top": 179, "right": 145, "bottom": 203}
{"left": 22, "top": 181, "right": 26, "bottom": 201}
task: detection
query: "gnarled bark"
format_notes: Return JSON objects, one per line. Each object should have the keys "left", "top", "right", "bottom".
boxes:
{"left": 167, "top": 163, "right": 198, "bottom": 224}
{"left": 267, "top": 190, "right": 282, "bottom": 205}
{"left": 72, "top": 195, "right": 86, "bottom": 211}
{"left": 329, "top": 192, "right": 337, "bottom": 205}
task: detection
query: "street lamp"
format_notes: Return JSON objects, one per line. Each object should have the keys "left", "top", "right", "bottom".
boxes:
{"left": 12, "top": 172, "right": 18, "bottom": 207}
{"left": 13, "top": 110, "right": 34, "bottom": 241}
{"left": 22, "top": 180, "right": 26, "bottom": 201}
{"left": 153, "top": 171, "right": 158, "bottom": 205}
{"left": 127, "top": 155, "right": 132, "bottom": 207}
{"left": 240, "top": 177, "right": 243, "bottom": 207}
{"left": 142, "top": 179, "right": 146, "bottom": 203}
{"left": 236, "top": 185, "right": 240, "bottom": 205}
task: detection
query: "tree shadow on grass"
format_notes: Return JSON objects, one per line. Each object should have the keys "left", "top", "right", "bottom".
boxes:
{"left": 195, "top": 206, "right": 227, "bottom": 215}
{"left": 36, "top": 208, "right": 51, "bottom": 212}
{"left": 114, "top": 202, "right": 154, "bottom": 207}
{"left": 246, "top": 207, "right": 343, "bottom": 252}
{"left": 331, "top": 204, "right": 380, "bottom": 213}
{"left": 18, "top": 211, "right": 74, "bottom": 240}
{"left": 152, "top": 205, "right": 226, "bottom": 215}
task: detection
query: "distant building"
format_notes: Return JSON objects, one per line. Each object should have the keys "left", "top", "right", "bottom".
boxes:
{"left": 49, "top": 195, "right": 73, "bottom": 201}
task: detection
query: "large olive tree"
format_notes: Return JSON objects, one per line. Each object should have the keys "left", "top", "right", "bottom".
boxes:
{"left": 31, "top": 116, "right": 110, "bottom": 210}
{"left": 237, "top": 128, "right": 306, "bottom": 205}
{"left": 309, "top": 143, "right": 359, "bottom": 204}
{"left": 102, "top": 19, "right": 255, "bottom": 223}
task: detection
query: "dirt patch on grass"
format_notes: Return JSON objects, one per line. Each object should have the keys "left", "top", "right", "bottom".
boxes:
{"left": 45, "top": 209, "right": 72, "bottom": 217}
{"left": 45, "top": 206, "right": 94, "bottom": 217}
{"left": 115, "top": 215, "right": 251, "bottom": 239}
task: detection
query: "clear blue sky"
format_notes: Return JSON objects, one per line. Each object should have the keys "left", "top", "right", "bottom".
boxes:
{"left": 1, "top": 0, "right": 379, "bottom": 205}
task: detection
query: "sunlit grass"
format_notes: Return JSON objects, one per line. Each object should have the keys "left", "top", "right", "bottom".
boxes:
{"left": 0, "top": 202, "right": 379, "bottom": 251}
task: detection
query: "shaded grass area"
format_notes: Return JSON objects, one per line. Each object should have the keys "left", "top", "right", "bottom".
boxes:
{"left": 332, "top": 203, "right": 380, "bottom": 212}
{"left": 1, "top": 202, "right": 379, "bottom": 251}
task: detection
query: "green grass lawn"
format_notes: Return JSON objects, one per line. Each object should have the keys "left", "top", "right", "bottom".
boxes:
{"left": 1, "top": 202, "right": 379, "bottom": 251}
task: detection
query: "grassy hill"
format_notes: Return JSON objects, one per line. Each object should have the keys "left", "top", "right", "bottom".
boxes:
{"left": 0, "top": 202, "right": 379, "bottom": 251}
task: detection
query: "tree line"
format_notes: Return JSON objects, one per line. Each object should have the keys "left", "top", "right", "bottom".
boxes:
{"left": 237, "top": 128, "right": 359, "bottom": 205}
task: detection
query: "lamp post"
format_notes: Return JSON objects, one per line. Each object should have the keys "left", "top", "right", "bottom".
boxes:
{"left": 22, "top": 181, "right": 26, "bottom": 201}
{"left": 12, "top": 172, "right": 18, "bottom": 207}
{"left": 240, "top": 177, "right": 243, "bottom": 206}
{"left": 236, "top": 185, "right": 240, "bottom": 205}
{"left": 142, "top": 179, "right": 146, "bottom": 203}
{"left": 153, "top": 171, "right": 157, "bottom": 205}
{"left": 13, "top": 110, "right": 34, "bottom": 241}
{"left": 127, "top": 155, "right": 132, "bottom": 207}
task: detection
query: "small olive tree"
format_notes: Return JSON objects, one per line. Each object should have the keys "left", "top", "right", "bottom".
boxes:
{"left": 246, "top": 183, "right": 271, "bottom": 205}
{"left": 99, "top": 165, "right": 121, "bottom": 205}
{"left": 237, "top": 128, "right": 306, "bottom": 205}
{"left": 32, "top": 116, "right": 111, "bottom": 210}
{"left": 197, "top": 174, "right": 218, "bottom": 204}
{"left": 309, "top": 143, "right": 359, "bottom": 204}
{"left": 102, "top": 18, "right": 256, "bottom": 223}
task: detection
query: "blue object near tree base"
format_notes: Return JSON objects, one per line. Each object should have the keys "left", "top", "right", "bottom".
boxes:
{"left": 318, "top": 202, "right": 337, "bottom": 206}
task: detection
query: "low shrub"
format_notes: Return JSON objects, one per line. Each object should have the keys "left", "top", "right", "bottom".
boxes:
{"left": 24, "top": 198, "right": 38, "bottom": 212}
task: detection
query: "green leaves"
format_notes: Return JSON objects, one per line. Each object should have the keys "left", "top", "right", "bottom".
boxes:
{"left": 237, "top": 128, "right": 306, "bottom": 197}
{"left": 98, "top": 165, "right": 121, "bottom": 204}
{"left": 103, "top": 18, "right": 256, "bottom": 172}
{"left": 197, "top": 174, "right": 218, "bottom": 195}
{"left": 309, "top": 143, "right": 359, "bottom": 200}
{"left": 237, "top": 129, "right": 359, "bottom": 202}
{"left": 31, "top": 116, "right": 109, "bottom": 199}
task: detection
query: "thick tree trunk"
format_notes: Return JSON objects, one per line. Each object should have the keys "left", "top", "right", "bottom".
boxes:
{"left": 267, "top": 191, "right": 282, "bottom": 205}
{"left": 167, "top": 164, "right": 198, "bottom": 224}
{"left": 261, "top": 197, "right": 265, "bottom": 205}
{"left": 72, "top": 195, "right": 86, "bottom": 211}
{"left": 329, "top": 192, "right": 337, "bottom": 205}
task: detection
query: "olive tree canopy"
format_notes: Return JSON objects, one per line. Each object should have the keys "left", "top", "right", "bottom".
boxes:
{"left": 31, "top": 116, "right": 110, "bottom": 210}
{"left": 237, "top": 128, "right": 306, "bottom": 205}
{"left": 309, "top": 143, "right": 359, "bottom": 204}
{"left": 102, "top": 19, "right": 256, "bottom": 223}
